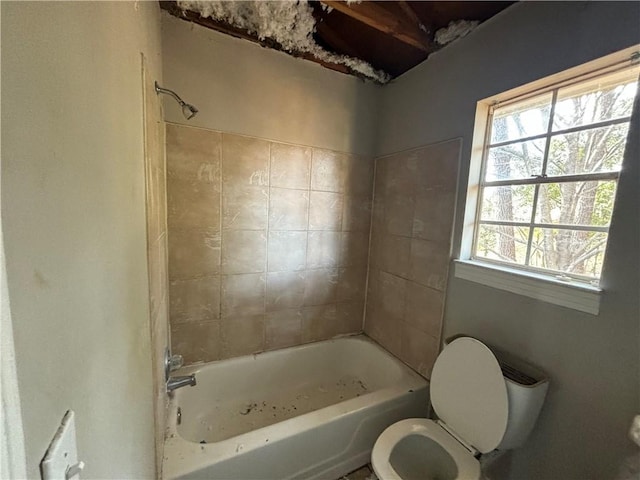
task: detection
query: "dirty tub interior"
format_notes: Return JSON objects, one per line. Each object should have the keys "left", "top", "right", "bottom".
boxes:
{"left": 163, "top": 335, "right": 429, "bottom": 480}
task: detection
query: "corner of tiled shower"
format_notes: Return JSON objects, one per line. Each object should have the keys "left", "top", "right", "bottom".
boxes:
{"left": 163, "top": 122, "right": 461, "bottom": 382}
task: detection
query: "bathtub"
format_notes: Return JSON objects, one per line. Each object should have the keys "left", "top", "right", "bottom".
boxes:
{"left": 163, "top": 335, "right": 429, "bottom": 480}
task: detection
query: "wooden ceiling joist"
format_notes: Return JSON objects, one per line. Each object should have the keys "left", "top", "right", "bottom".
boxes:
{"left": 160, "top": 1, "right": 362, "bottom": 79}
{"left": 315, "top": 21, "right": 363, "bottom": 61}
{"left": 321, "top": 1, "right": 433, "bottom": 53}
{"left": 397, "top": 1, "right": 431, "bottom": 36}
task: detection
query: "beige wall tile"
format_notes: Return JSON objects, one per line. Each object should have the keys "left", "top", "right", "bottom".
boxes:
{"left": 340, "top": 231, "right": 370, "bottom": 267}
{"left": 158, "top": 164, "right": 168, "bottom": 236}
{"left": 148, "top": 239, "right": 163, "bottom": 319}
{"left": 337, "top": 267, "right": 367, "bottom": 302}
{"left": 371, "top": 192, "right": 385, "bottom": 229}
{"left": 309, "top": 191, "right": 343, "bottom": 230}
{"left": 265, "top": 309, "right": 303, "bottom": 350}
{"left": 364, "top": 306, "right": 402, "bottom": 358}
{"left": 158, "top": 233, "right": 168, "bottom": 296}
{"left": 165, "top": 126, "right": 388, "bottom": 362}
{"left": 168, "top": 229, "right": 221, "bottom": 280}
{"left": 267, "top": 231, "right": 307, "bottom": 272}
{"left": 147, "top": 166, "right": 161, "bottom": 243}
{"left": 270, "top": 143, "right": 311, "bottom": 190}
{"left": 307, "top": 231, "right": 341, "bottom": 269}
{"left": 367, "top": 234, "right": 382, "bottom": 270}
{"left": 378, "top": 152, "right": 419, "bottom": 198}
{"left": 221, "top": 314, "right": 265, "bottom": 358}
{"left": 169, "top": 275, "right": 220, "bottom": 324}
{"left": 268, "top": 188, "right": 309, "bottom": 230}
{"left": 151, "top": 297, "right": 169, "bottom": 364}
{"left": 151, "top": 297, "right": 168, "bottom": 470}
{"left": 221, "top": 273, "right": 266, "bottom": 317}
{"left": 378, "top": 271, "right": 407, "bottom": 319}
{"left": 147, "top": 93, "right": 168, "bottom": 475}
{"left": 222, "top": 184, "right": 268, "bottom": 230}
{"left": 404, "top": 281, "right": 443, "bottom": 338}
{"left": 399, "top": 323, "right": 439, "bottom": 378}
{"left": 266, "top": 271, "right": 306, "bottom": 312}
{"left": 363, "top": 140, "right": 460, "bottom": 378}
{"left": 365, "top": 267, "right": 380, "bottom": 301}
{"left": 171, "top": 321, "right": 221, "bottom": 364}
{"left": 344, "top": 155, "right": 374, "bottom": 197}
{"left": 302, "top": 304, "right": 338, "bottom": 342}
{"left": 383, "top": 194, "right": 415, "bottom": 237}
{"left": 303, "top": 268, "right": 338, "bottom": 306}
{"left": 413, "top": 189, "right": 456, "bottom": 244}
{"left": 311, "top": 149, "right": 346, "bottom": 192}
{"left": 378, "top": 234, "right": 412, "bottom": 278}
{"left": 373, "top": 158, "right": 388, "bottom": 199}
{"left": 342, "top": 195, "right": 372, "bottom": 232}
{"left": 409, "top": 239, "right": 450, "bottom": 291}
{"left": 221, "top": 230, "right": 267, "bottom": 274}
{"left": 336, "top": 301, "right": 364, "bottom": 334}
{"left": 166, "top": 124, "right": 221, "bottom": 183}
{"left": 167, "top": 177, "right": 220, "bottom": 229}
{"left": 222, "top": 133, "right": 269, "bottom": 186}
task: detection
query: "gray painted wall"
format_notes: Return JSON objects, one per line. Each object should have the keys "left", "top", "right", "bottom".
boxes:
{"left": 1, "top": 2, "right": 163, "bottom": 478}
{"left": 161, "top": 13, "right": 379, "bottom": 156}
{"left": 376, "top": 2, "right": 639, "bottom": 478}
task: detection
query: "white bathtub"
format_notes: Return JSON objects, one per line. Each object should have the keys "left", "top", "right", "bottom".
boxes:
{"left": 163, "top": 335, "right": 429, "bottom": 480}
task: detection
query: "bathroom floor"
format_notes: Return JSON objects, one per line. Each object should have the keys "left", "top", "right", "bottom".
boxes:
{"left": 340, "top": 464, "right": 376, "bottom": 480}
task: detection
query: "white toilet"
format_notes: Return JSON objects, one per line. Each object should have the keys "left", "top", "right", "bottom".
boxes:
{"left": 372, "top": 336, "right": 548, "bottom": 480}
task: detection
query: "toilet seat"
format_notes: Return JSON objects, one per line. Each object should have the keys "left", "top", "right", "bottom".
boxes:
{"left": 372, "top": 418, "right": 481, "bottom": 480}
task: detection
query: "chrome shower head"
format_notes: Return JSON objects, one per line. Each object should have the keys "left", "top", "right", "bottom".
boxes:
{"left": 155, "top": 82, "right": 199, "bottom": 120}
{"left": 181, "top": 103, "right": 198, "bottom": 120}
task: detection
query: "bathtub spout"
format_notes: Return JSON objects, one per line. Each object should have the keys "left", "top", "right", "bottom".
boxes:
{"left": 167, "top": 374, "right": 196, "bottom": 392}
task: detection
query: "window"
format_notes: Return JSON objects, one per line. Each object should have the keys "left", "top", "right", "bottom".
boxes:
{"left": 457, "top": 51, "right": 639, "bottom": 313}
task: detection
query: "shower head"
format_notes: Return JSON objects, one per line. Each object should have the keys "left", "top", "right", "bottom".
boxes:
{"left": 181, "top": 103, "right": 198, "bottom": 120}
{"left": 155, "top": 82, "right": 199, "bottom": 120}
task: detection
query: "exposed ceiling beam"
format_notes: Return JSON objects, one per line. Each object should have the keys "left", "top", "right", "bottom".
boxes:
{"left": 160, "top": 1, "right": 368, "bottom": 80}
{"left": 315, "top": 20, "right": 363, "bottom": 61}
{"left": 322, "top": 1, "right": 433, "bottom": 53}
{"left": 397, "top": 1, "right": 432, "bottom": 36}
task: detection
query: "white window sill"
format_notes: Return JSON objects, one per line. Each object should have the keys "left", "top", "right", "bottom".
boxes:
{"left": 453, "top": 260, "right": 602, "bottom": 315}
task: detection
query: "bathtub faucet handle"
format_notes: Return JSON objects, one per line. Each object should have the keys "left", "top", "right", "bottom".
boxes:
{"left": 169, "top": 354, "right": 184, "bottom": 372}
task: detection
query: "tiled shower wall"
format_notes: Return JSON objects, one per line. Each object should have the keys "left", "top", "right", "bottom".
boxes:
{"left": 166, "top": 124, "right": 373, "bottom": 364}
{"left": 364, "top": 139, "right": 460, "bottom": 378}
{"left": 142, "top": 61, "right": 169, "bottom": 475}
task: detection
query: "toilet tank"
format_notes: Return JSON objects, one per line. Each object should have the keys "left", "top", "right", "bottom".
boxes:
{"left": 445, "top": 335, "right": 549, "bottom": 450}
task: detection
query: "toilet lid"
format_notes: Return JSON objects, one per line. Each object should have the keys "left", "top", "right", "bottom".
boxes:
{"left": 430, "top": 337, "right": 508, "bottom": 453}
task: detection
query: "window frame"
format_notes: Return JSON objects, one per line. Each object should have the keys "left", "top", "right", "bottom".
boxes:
{"left": 456, "top": 47, "right": 640, "bottom": 315}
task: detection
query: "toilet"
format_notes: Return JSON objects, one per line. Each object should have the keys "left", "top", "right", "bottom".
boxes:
{"left": 372, "top": 336, "right": 548, "bottom": 480}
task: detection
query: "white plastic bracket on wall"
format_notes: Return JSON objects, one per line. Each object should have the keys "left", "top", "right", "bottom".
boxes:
{"left": 41, "top": 410, "right": 85, "bottom": 480}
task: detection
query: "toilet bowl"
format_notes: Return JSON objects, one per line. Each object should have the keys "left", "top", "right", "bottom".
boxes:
{"left": 371, "top": 336, "right": 548, "bottom": 480}
{"left": 372, "top": 418, "right": 481, "bottom": 480}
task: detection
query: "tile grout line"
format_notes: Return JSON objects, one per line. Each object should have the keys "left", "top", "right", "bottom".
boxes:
{"left": 361, "top": 154, "right": 377, "bottom": 335}
{"left": 263, "top": 142, "right": 272, "bottom": 351}
{"left": 303, "top": 148, "right": 314, "bottom": 341}
{"left": 218, "top": 133, "right": 224, "bottom": 359}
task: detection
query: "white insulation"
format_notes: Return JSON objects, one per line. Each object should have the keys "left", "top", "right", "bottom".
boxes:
{"left": 434, "top": 19, "right": 479, "bottom": 45}
{"left": 177, "top": 0, "right": 390, "bottom": 83}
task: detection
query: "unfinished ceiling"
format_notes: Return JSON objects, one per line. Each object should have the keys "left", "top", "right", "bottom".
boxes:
{"left": 160, "top": 1, "right": 515, "bottom": 83}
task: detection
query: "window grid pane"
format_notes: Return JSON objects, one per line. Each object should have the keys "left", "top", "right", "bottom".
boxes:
{"left": 473, "top": 65, "right": 638, "bottom": 284}
{"left": 475, "top": 222, "right": 609, "bottom": 281}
